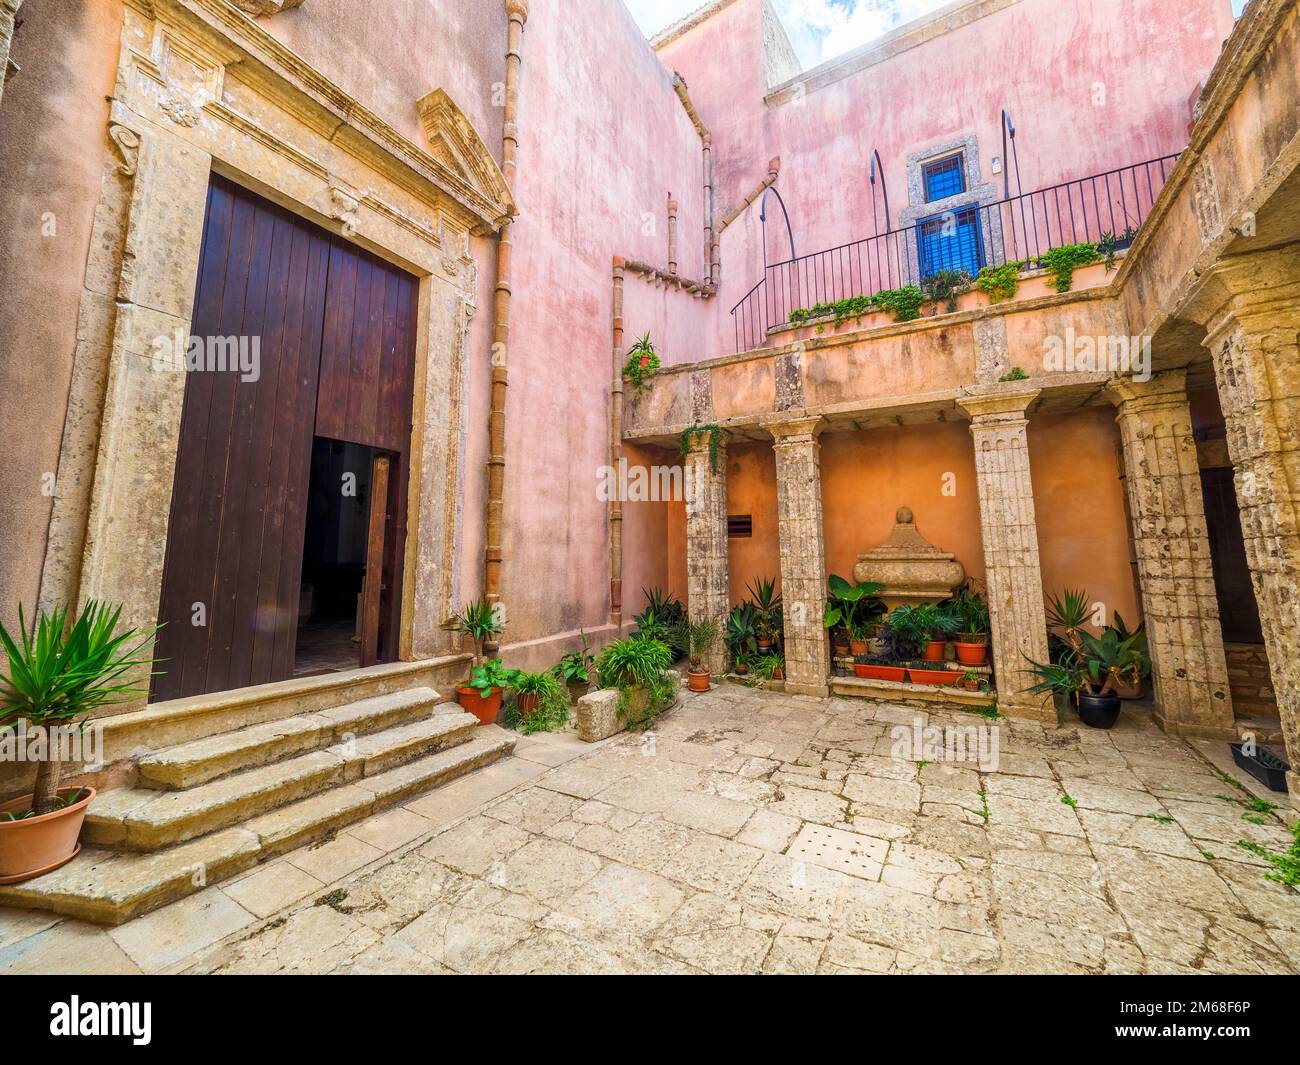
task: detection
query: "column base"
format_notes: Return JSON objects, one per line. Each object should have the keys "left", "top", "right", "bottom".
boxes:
{"left": 1000, "top": 698, "right": 1064, "bottom": 727}
{"left": 784, "top": 680, "right": 830, "bottom": 698}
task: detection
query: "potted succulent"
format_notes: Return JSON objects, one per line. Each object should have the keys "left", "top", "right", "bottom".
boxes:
{"left": 824, "top": 575, "right": 886, "bottom": 657}
{"left": 443, "top": 598, "right": 504, "bottom": 665}
{"left": 457, "top": 658, "right": 519, "bottom": 726}
{"left": 555, "top": 631, "right": 595, "bottom": 704}
{"left": 596, "top": 636, "right": 675, "bottom": 729}
{"left": 678, "top": 617, "right": 721, "bottom": 693}
{"left": 0, "top": 601, "right": 154, "bottom": 885}
{"left": 725, "top": 603, "right": 758, "bottom": 674}
{"left": 746, "top": 577, "right": 782, "bottom": 655}
{"left": 950, "top": 584, "right": 991, "bottom": 666}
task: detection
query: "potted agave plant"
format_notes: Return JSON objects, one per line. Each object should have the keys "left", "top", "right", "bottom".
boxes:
{"left": 746, "top": 577, "right": 782, "bottom": 655}
{"left": 725, "top": 603, "right": 758, "bottom": 675}
{"left": 679, "top": 617, "right": 721, "bottom": 693}
{"left": 0, "top": 601, "right": 154, "bottom": 885}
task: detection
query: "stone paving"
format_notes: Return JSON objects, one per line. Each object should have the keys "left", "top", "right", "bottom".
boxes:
{"left": 2, "top": 684, "right": 1298, "bottom": 974}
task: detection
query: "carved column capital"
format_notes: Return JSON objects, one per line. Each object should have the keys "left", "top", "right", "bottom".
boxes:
{"left": 764, "top": 415, "right": 824, "bottom": 446}
{"left": 956, "top": 388, "right": 1040, "bottom": 424}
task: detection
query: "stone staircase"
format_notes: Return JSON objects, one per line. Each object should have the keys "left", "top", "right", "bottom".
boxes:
{"left": 0, "top": 682, "right": 515, "bottom": 925}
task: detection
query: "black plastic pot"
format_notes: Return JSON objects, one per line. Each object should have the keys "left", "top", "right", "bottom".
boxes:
{"left": 1230, "top": 742, "right": 1290, "bottom": 793}
{"left": 1076, "top": 689, "right": 1122, "bottom": 729}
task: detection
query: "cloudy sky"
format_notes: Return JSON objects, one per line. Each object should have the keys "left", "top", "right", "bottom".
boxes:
{"left": 625, "top": 0, "right": 1252, "bottom": 68}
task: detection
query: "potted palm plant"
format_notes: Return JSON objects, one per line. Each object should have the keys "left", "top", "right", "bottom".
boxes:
{"left": 746, "top": 577, "right": 782, "bottom": 654}
{"left": 823, "top": 575, "right": 886, "bottom": 657}
{"left": 679, "top": 617, "right": 721, "bottom": 693}
{"left": 0, "top": 601, "right": 154, "bottom": 885}
{"left": 725, "top": 603, "right": 758, "bottom": 675}
{"left": 443, "top": 598, "right": 503, "bottom": 666}
{"left": 950, "top": 584, "right": 991, "bottom": 666}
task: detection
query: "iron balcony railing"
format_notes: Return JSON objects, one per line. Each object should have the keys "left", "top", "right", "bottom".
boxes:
{"left": 730, "top": 154, "right": 1179, "bottom": 352}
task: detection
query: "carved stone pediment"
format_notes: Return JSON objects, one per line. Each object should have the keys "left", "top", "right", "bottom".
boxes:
{"left": 416, "top": 88, "right": 515, "bottom": 225}
{"left": 853, "top": 506, "right": 966, "bottom": 608}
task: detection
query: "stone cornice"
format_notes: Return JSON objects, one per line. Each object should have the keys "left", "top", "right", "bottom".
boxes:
{"left": 128, "top": 0, "right": 514, "bottom": 233}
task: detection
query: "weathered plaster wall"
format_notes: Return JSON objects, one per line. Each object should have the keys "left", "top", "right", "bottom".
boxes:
{"left": 0, "top": 0, "right": 123, "bottom": 633}
{"left": 660, "top": 0, "right": 1235, "bottom": 350}
{"left": 723, "top": 440, "right": 780, "bottom": 604}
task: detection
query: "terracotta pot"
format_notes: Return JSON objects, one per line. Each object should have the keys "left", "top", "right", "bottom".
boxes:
{"left": 734, "top": 662, "right": 748, "bottom": 676}
{"left": 0, "top": 786, "right": 96, "bottom": 885}
{"left": 639, "top": 354, "right": 651, "bottom": 369}
{"left": 954, "top": 641, "right": 988, "bottom": 666}
{"left": 756, "top": 638, "right": 774, "bottom": 654}
{"left": 854, "top": 663, "right": 907, "bottom": 682}
{"left": 567, "top": 680, "right": 589, "bottom": 705}
{"left": 907, "top": 667, "right": 953, "bottom": 686}
{"left": 849, "top": 638, "right": 869, "bottom": 657}
{"left": 960, "top": 678, "right": 981, "bottom": 692}
{"left": 832, "top": 640, "right": 851, "bottom": 657}
{"left": 921, "top": 640, "right": 946, "bottom": 662}
{"left": 456, "top": 685, "right": 503, "bottom": 726}
{"left": 772, "top": 668, "right": 784, "bottom": 681}
{"left": 516, "top": 693, "right": 540, "bottom": 716}
{"left": 688, "top": 669, "right": 711, "bottom": 693}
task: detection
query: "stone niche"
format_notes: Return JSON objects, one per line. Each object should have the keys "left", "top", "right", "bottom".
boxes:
{"left": 852, "top": 507, "right": 966, "bottom": 609}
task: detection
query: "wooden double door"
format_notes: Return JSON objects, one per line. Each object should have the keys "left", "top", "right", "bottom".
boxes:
{"left": 152, "top": 175, "right": 419, "bottom": 702}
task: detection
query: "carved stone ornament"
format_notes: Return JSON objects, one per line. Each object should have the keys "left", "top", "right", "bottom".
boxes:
{"left": 852, "top": 506, "right": 967, "bottom": 609}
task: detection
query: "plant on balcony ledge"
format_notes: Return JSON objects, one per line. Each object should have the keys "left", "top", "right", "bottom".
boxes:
{"left": 976, "top": 260, "right": 1023, "bottom": 303}
{"left": 921, "top": 269, "right": 973, "bottom": 314}
{"left": 622, "top": 331, "right": 660, "bottom": 392}
{"left": 679, "top": 423, "right": 723, "bottom": 473}
{"left": 1038, "top": 242, "right": 1100, "bottom": 293}
{"left": 873, "top": 284, "right": 925, "bottom": 322}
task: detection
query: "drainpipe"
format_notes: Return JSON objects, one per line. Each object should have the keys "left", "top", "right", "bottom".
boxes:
{"left": 671, "top": 72, "right": 714, "bottom": 283}
{"left": 609, "top": 257, "right": 627, "bottom": 631}
{"left": 484, "top": 0, "right": 528, "bottom": 611}
{"left": 667, "top": 193, "right": 679, "bottom": 276}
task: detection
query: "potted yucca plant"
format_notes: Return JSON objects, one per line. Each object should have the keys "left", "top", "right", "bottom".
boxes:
{"left": 0, "top": 601, "right": 154, "bottom": 884}
{"left": 677, "top": 617, "right": 721, "bottom": 693}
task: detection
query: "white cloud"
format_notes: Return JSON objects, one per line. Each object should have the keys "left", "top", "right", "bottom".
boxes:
{"left": 623, "top": 0, "right": 955, "bottom": 67}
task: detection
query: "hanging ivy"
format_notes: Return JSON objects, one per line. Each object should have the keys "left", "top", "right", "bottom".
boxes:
{"left": 1038, "top": 242, "right": 1100, "bottom": 293}
{"left": 680, "top": 423, "right": 723, "bottom": 473}
{"left": 976, "top": 260, "right": 1023, "bottom": 302}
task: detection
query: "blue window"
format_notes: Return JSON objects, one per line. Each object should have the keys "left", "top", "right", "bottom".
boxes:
{"left": 922, "top": 155, "right": 966, "bottom": 202}
{"left": 917, "top": 205, "right": 985, "bottom": 278}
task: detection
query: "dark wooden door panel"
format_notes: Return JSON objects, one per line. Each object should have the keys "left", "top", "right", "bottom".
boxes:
{"left": 153, "top": 174, "right": 420, "bottom": 702}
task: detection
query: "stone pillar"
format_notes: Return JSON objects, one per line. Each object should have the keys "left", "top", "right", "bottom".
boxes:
{"left": 957, "top": 391, "right": 1053, "bottom": 721}
{"left": 0, "top": 0, "right": 21, "bottom": 109}
{"left": 768, "top": 417, "right": 829, "bottom": 697}
{"left": 684, "top": 428, "right": 730, "bottom": 676}
{"left": 1185, "top": 251, "right": 1300, "bottom": 804}
{"left": 1105, "top": 370, "right": 1234, "bottom": 737}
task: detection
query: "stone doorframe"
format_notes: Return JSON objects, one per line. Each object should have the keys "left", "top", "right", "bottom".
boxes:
{"left": 38, "top": 0, "right": 514, "bottom": 703}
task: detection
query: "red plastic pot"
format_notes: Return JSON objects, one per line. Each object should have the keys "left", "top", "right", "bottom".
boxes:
{"left": 854, "top": 663, "right": 907, "bottom": 682}
{"left": 456, "top": 685, "right": 503, "bottom": 725}
{"left": 920, "top": 640, "right": 946, "bottom": 662}
{"left": 849, "top": 639, "right": 869, "bottom": 657}
{"left": 0, "top": 787, "right": 96, "bottom": 885}
{"left": 688, "top": 669, "right": 711, "bottom": 693}
{"left": 907, "top": 667, "right": 954, "bottom": 686}
{"left": 954, "top": 641, "right": 988, "bottom": 666}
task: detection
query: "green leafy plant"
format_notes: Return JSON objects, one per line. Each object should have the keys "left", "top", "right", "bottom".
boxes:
{"left": 0, "top": 601, "right": 157, "bottom": 817}
{"left": 886, "top": 603, "right": 956, "bottom": 659}
{"left": 1099, "top": 226, "right": 1138, "bottom": 271}
{"left": 789, "top": 295, "right": 872, "bottom": 328}
{"left": 597, "top": 637, "right": 672, "bottom": 690}
{"left": 921, "top": 269, "right": 972, "bottom": 314}
{"left": 633, "top": 588, "right": 685, "bottom": 655}
{"left": 976, "top": 260, "right": 1023, "bottom": 302}
{"left": 554, "top": 631, "right": 594, "bottom": 687}
{"left": 823, "top": 575, "right": 887, "bottom": 642}
{"left": 948, "top": 582, "right": 990, "bottom": 641}
{"left": 873, "top": 284, "right": 925, "bottom": 323}
{"left": 622, "top": 332, "right": 660, "bottom": 392}
{"left": 677, "top": 617, "right": 720, "bottom": 674}
{"left": 1060, "top": 793, "right": 1079, "bottom": 808}
{"left": 467, "top": 658, "right": 519, "bottom": 699}
{"left": 753, "top": 653, "right": 785, "bottom": 681}
{"left": 506, "top": 670, "right": 570, "bottom": 735}
{"left": 746, "top": 577, "right": 783, "bottom": 646}
{"left": 442, "top": 599, "right": 504, "bottom": 663}
{"left": 1038, "top": 242, "right": 1099, "bottom": 293}
{"left": 1234, "top": 822, "right": 1300, "bottom": 886}
{"left": 998, "top": 366, "right": 1030, "bottom": 382}
{"left": 679, "top": 424, "right": 723, "bottom": 474}
{"left": 725, "top": 603, "right": 759, "bottom": 667}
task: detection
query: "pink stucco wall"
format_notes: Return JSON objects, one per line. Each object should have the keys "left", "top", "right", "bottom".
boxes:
{"left": 660, "top": 0, "right": 1236, "bottom": 351}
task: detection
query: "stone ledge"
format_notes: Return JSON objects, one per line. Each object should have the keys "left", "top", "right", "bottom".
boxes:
{"left": 831, "top": 675, "right": 996, "bottom": 708}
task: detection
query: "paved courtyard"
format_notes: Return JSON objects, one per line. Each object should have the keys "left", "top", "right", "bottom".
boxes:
{"left": 2, "top": 684, "right": 1298, "bottom": 974}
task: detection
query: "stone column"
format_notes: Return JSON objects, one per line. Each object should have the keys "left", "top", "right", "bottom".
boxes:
{"left": 0, "top": 0, "right": 21, "bottom": 109}
{"left": 1105, "top": 370, "right": 1234, "bottom": 737}
{"left": 957, "top": 391, "right": 1053, "bottom": 721}
{"left": 768, "top": 417, "right": 829, "bottom": 697}
{"left": 684, "top": 428, "right": 730, "bottom": 676}
{"left": 1185, "top": 251, "right": 1300, "bottom": 803}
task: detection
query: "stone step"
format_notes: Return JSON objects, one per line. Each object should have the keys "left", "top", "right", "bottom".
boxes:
{"left": 84, "top": 712, "right": 482, "bottom": 851}
{"left": 0, "top": 729, "right": 516, "bottom": 925}
{"left": 136, "top": 687, "right": 446, "bottom": 789}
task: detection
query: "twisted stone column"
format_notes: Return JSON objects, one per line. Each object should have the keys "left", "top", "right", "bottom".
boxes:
{"left": 684, "top": 429, "right": 730, "bottom": 676}
{"left": 768, "top": 418, "right": 829, "bottom": 697}
{"left": 957, "top": 391, "right": 1053, "bottom": 721}
{"left": 1185, "top": 251, "right": 1300, "bottom": 803}
{"left": 1105, "top": 370, "right": 1234, "bottom": 737}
